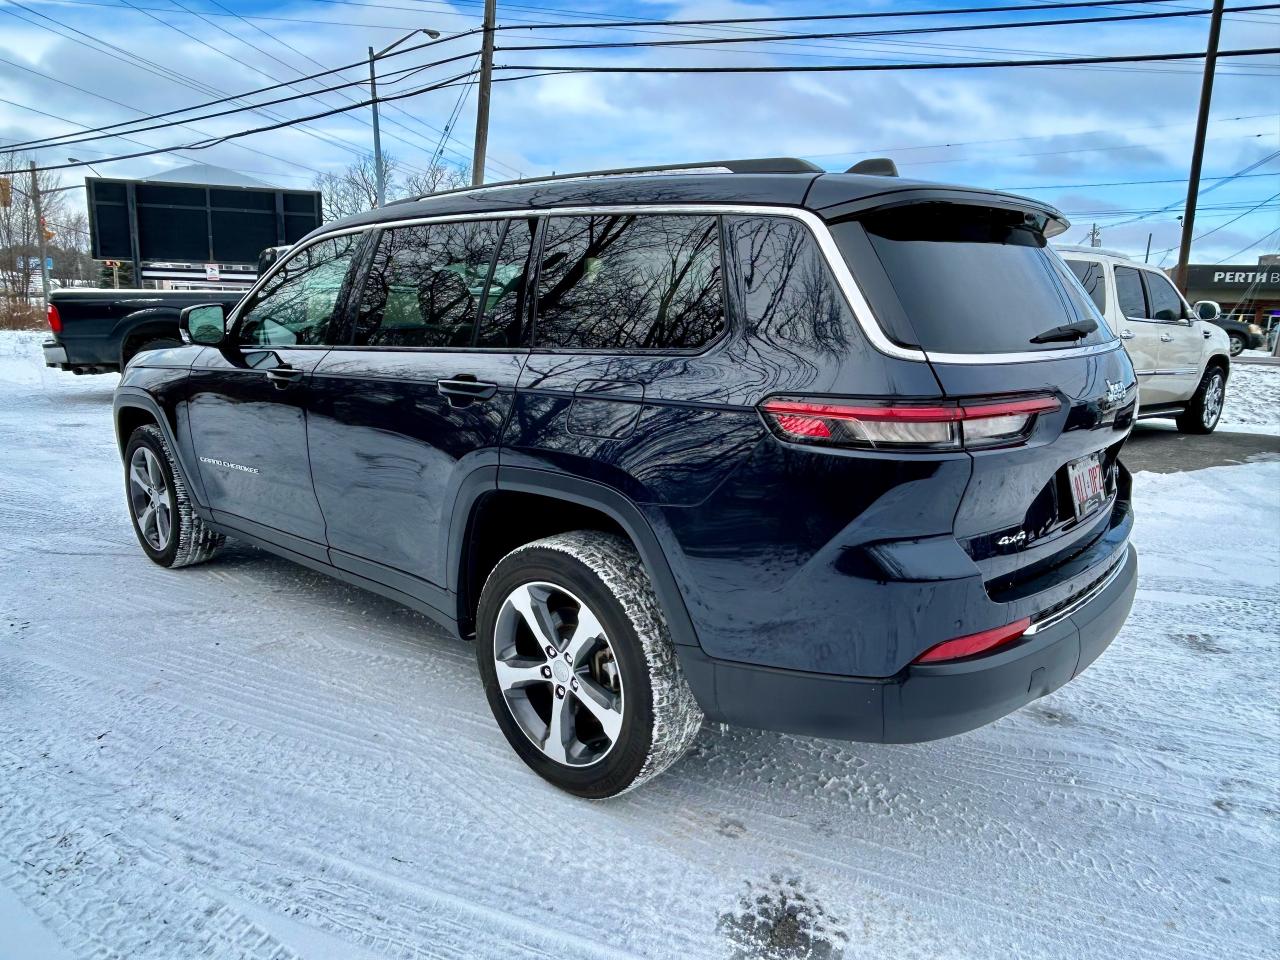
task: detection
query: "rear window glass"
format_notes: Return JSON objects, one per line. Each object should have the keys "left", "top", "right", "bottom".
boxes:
{"left": 856, "top": 204, "right": 1111, "bottom": 354}
{"left": 1065, "top": 259, "right": 1107, "bottom": 313}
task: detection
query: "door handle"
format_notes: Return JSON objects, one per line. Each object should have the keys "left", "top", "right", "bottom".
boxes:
{"left": 1160, "top": 333, "right": 1173, "bottom": 342}
{"left": 265, "top": 366, "right": 304, "bottom": 389}
{"left": 1120, "top": 330, "right": 1135, "bottom": 340}
{"left": 437, "top": 377, "right": 498, "bottom": 405}
{"left": 1203, "top": 329, "right": 1212, "bottom": 339}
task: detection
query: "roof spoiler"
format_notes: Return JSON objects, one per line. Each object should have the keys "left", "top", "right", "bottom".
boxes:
{"left": 846, "top": 157, "right": 899, "bottom": 177}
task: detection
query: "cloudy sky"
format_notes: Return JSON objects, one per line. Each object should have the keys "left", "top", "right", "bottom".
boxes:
{"left": 1, "top": 0, "right": 1277, "bottom": 264}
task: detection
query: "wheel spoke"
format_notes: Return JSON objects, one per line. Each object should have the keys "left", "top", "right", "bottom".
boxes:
{"left": 543, "top": 693, "right": 572, "bottom": 764}
{"left": 129, "top": 461, "right": 150, "bottom": 494}
{"left": 573, "top": 674, "right": 623, "bottom": 743}
{"left": 138, "top": 503, "right": 156, "bottom": 542}
{"left": 145, "top": 450, "right": 164, "bottom": 488}
{"left": 494, "top": 658, "right": 547, "bottom": 693}
{"left": 155, "top": 505, "right": 171, "bottom": 547}
{"left": 564, "top": 606, "right": 605, "bottom": 666}
{"left": 507, "top": 583, "right": 559, "bottom": 651}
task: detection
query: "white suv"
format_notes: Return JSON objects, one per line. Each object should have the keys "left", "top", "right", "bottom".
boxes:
{"left": 1058, "top": 246, "right": 1231, "bottom": 433}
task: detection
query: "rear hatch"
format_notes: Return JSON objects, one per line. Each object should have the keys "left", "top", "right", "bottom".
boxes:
{"left": 829, "top": 200, "right": 1137, "bottom": 598}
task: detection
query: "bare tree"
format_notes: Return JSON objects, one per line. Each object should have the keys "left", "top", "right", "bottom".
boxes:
{"left": 0, "top": 152, "right": 71, "bottom": 305}
{"left": 313, "top": 151, "right": 470, "bottom": 222}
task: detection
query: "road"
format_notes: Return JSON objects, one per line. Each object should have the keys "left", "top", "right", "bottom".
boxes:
{"left": 1, "top": 332, "right": 1277, "bottom": 960}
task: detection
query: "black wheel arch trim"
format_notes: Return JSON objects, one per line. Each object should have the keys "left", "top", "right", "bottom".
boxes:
{"left": 115, "top": 308, "right": 183, "bottom": 364}
{"left": 452, "top": 466, "right": 702, "bottom": 654}
{"left": 113, "top": 387, "right": 211, "bottom": 509}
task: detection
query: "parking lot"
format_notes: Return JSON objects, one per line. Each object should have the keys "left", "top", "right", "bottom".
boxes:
{"left": 1, "top": 330, "right": 1277, "bottom": 960}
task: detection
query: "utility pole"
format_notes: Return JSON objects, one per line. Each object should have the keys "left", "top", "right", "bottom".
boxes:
{"left": 29, "top": 161, "right": 51, "bottom": 309}
{"left": 1144, "top": 232, "right": 1153, "bottom": 262}
{"left": 472, "top": 0, "right": 497, "bottom": 186}
{"left": 369, "top": 46, "right": 385, "bottom": 207}
{"left": 1174, "top": 0, "right": 1224, "bottom": 293}
{"left": 1087, "top": 223, "right": 1102, "bottom": 248}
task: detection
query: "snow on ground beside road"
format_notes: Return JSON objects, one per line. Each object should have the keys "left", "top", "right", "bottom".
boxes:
{"left": 1220, "top": 362, "right": 1280, "bottom": 434}
{"left": 1, "top": 331, "right": 1278, "bottom": 959}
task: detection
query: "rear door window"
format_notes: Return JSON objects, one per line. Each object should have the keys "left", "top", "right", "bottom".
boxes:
{"left": 1065, "top": 259, "right": 1107, "bottom": 314}
{"left": 533, "top": 214, "right": 723, "bottom": 350}
{"left": 852, "top": 204, "right": 1111, "bottom": 354}
{"left": 1142, "top": 270, "right": 1186, "bottom": 322}
{"left": 1114, "top": 266, "right": 1149, "bottom": 319}
{"left": 354, "top": 220, "right": 505, "bottom": 348}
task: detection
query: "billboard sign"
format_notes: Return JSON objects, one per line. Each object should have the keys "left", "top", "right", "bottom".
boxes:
{"left": 86, "top": 177, "right": 322, "bottom": 266}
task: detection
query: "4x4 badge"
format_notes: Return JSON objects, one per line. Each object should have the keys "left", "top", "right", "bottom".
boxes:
{"left": 997, "top": 531, "right": 1027, "bottom": 547}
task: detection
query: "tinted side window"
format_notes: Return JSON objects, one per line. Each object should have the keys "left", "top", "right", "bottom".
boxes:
{"left": 238, "top": 234, "right": 359, "bottom": 346}
{"left": 477, "top": 218, "right": 534, "bottom": 348}
{"left": 354, "top": 220, "right": 505, "bottom": 348}
{"left": 1144, "top": 271, "right": 1185, "bottom": 322}
{"left": 1066, "top": 259, "right": 1107, "bottom": 313}
{"left": 534, "top": 214, "right": 723, "bottom": 350}
{"left": 1114, "top": 266, "right": 1148, "bottom": 319}
{"left": 730, "top": 215, "right": 853, "bottom": 353}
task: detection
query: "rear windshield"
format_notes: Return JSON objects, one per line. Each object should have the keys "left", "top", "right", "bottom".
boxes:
{"left": 849, "top": 204, "right": 1111, "bottom": 355}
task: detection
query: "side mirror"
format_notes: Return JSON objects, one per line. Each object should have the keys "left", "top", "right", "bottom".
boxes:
{"left": 1194, "top": 300, "right": 1221, "bottom": 321}
{"left": 180, "top": 303, "right": 228, "bottom": 346}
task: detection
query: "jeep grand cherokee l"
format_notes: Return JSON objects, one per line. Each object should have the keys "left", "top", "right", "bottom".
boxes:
{"left": 113, "top": 157, "right": 1138, "bottom": 798}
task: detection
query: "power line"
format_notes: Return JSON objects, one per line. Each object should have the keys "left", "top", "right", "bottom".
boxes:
{"left": 1001, "top": 170, "right": 1280, "bottom": 189}
{"left": 24, "top": 70, "right": 483, "bottom": 173}
{"left": 494, "top": 4, "right": 1280, "bottom": 52}
{"left": 1215, "top": 226, "right": 1280, "bottom": 262}
{"left": 497, "top": 46, "right": 1280, "bottom": 74}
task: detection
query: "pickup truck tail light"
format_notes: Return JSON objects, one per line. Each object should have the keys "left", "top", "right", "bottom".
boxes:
{"left": 913, "top": 618, "right": 1031, "bottom": 664}
{"left": 759, "top": 395, "right": 1060, "bottom": 451}
{"left": 47, "top": 303, "right": 62, "bottom": 335}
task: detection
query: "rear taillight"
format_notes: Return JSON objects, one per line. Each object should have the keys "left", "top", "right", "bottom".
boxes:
{"left": 913, "top": 617, "right": 1031, "bottom": 664}
{"left": 47, "top": 303, "right": 62, "bottom": 335}
{"left": 760, "top": 395, "right": 1060, "bottom": 451}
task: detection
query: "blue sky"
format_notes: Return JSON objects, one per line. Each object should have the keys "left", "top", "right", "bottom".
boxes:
{"left": 1, "top": 0, "right": 1277, "bottom": 264}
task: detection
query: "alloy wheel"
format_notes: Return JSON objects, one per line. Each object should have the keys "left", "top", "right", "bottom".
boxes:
{"left": 129, "top": 447, "right": 173, "bottom": 551}
{"left": 1203, "top": 374, "right": 1224, "bottom": 428}
{"left": 492, "top": 581, "right": 624, "bottom": 767}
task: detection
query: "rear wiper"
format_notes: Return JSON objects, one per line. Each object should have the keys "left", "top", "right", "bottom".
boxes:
{"left": 1029, "top": 319, "right": 1097, "bottom": 344}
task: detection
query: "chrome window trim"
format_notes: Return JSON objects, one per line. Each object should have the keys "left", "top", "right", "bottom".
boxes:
{"left": 241, "top": 205, "right": 1119, "bottom": 365}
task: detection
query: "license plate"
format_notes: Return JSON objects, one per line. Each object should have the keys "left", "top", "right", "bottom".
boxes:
{"left": 1067, "top": 452, "right": 1107, "bottom": 521}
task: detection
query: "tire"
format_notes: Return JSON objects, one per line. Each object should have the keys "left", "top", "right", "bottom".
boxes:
{"left": 475, "top": 531, "right": 703, "bottom": 798}
{"left": 122, "top": 336, "right": 181, "bottom": 369}
{"left": 1227, "top": 332, "right": 1245, "bottom": 357}
{"left": 1176, "top": 366, "right": 1227, "bottom": 435}
{"left": 124, "top": 424, "right": 225, "bottom": 568}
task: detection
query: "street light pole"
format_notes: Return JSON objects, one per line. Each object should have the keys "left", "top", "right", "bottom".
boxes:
{"left": 29, "top": 160, "right": 51, "bottom": 309}
{"left": 1173, "top": 0, "right": 1225, "bottom": 293}
{"left": 368, "top": 27, "right": 441, "bottom": 207}
{"left": 472, "top": 0, "right": 497, "bottom": 186}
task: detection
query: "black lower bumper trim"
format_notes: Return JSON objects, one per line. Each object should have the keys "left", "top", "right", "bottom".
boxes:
{"left": 679, "top": 543, "right": 1137, "bottom": 743}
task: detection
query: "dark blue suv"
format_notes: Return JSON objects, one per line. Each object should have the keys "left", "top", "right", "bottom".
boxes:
{"left": 113, "top": 158, "right": 1138, "bottom": 797}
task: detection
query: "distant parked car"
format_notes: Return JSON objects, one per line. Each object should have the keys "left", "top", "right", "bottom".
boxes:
{"left": 1060, "top": 246, "right": 1231, "bottom": 433}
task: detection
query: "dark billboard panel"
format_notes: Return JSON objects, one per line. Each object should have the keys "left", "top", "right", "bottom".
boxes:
{"left": 87, "top": 177, "right": 322, "bottom": 265}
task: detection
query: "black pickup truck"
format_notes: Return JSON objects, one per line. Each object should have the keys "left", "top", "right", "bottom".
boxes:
{"left": 43, "top": 288, "right": 246, "bottom": 374}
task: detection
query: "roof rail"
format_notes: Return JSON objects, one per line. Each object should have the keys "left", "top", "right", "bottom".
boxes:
{"left": 400, "top": 157, "right": 823, "bottom": 204}
{"left": 1054, "top": 243, "right": 1136, "bottom": 261}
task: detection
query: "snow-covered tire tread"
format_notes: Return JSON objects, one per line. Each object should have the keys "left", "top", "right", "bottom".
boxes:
{"left": 130, "top": 424, "right": 225, "bottom": 568}
{"left": 483, "top": 530, "right": 703, "bottom": 796}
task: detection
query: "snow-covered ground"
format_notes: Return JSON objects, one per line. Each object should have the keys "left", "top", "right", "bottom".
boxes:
{"left": 1, "top": 331, "right": 1277, "bottom": 960}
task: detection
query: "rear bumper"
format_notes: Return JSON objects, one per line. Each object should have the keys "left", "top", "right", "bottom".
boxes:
{"left": 42, "top": 340, "right": 68, "bottom": 368}
{"left": 680, "top": 542, "right": 1137, "bottom": 742}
